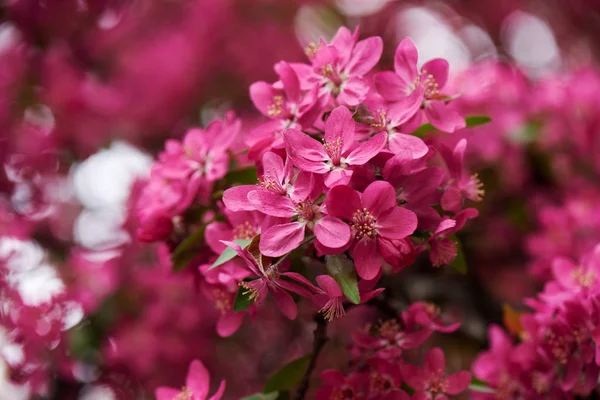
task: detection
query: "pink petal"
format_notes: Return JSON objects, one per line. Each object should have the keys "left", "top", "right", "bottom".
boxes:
{"left": 345, "top": 132, "right": 387, "bottom": 166}
{"left": 186, "top": 360, "right": 210, "bottom": 400}
{"left": 216, "top": 312, "right": 244, "bottom": 338}
{"left": 207, "top": 380, "right": 226, "bottom": 400}
{"left": 316, "top": 275, "right": 343, "bottom": 297}
{"left": 421, "top": 58, "right": 449, "bottom": 89}
{"left": 409, "top": 392, "right": 430, "bottom": 400}
{"left": 259, "top": 222, "right": 306, "bottom": 257}
{"left": 352, "top": 238, "right": 381, "bottom": 280}
{"left": 388, "top": 133, "right": 428, "bottom": 159}
{"left": 440, "top": 186, "right": 462, "bottom": 213}
{"left": 262, "top": 151, "right": 285, "bottom": 184}
{"left": 361, "top": 181, "right": 396, "bottom": 217}
{"left": 445, "top": 371, "right": 471, "bottom": 395}
{"left": 425, "top": 101, "right": 465, "bottom": 133}
{"left": 325, "top": 185, "right": 362, "bottom": 220}
{"left": 156, "top": 388, "right": 181, "bottom": 400}
{"left": 280, "top": 271, "right": 321, "bottom": 294}
{"left": 288, "top": 62, "right": 316, "bottom": 90}
{"left": 377, "top": 207, "right": 418, "bottom": 239}
{"left": 248, "top": 191, "right": 296, "bottom": 218}
{"left": 394, "top": 38, "right": 419, "bottom": 86}
{"left": 249, "top": 81, "right": 280, "bottom": 118}
{"left": 222, "top": 185, "right": 256, "bottom": 212}
{"left": 382, "top": 150, "right": 413, "bottom": 187}
{"left": 402, "top": 364, "right": 427, "bottom": 391}
{"left": 424, "top": 348, "right": 446, "bottom": 375}
{"left": 337, "top": 76, "right": 369, "bottom": 106}
{"left": 331, "top": 26, "right": 355, "bottom": 65}
{"left": 271, "top": 287, "right": 298, "bottom": 319}
{"left": 325, "top": 106, "right": 356, "bottom": 155}
{"left": 324, "top": 168, "right": 353, "bottom": 187}
{"left": 314, "top": 216, "right": 351, "bottom": 249}
{"left": 283, "top": 128, "right": 329, "bottom": 173}
{"left": 388, "top": 85, "right": 424, "bottom": 125}
{"left": 374, "top": 71, "right": 406, "bottom": 102}
{"left": 551, "top": 257, "right": 577, "bottom": 288}
{"left": 378, "top": 237, "right": 416, "bottom": 271}
{"left": 346, "top": 36, "right": 383, "bottom": 76}
{"left": 205, "top": 222, "right": 232, "bottom": 254}
{"left": 562, "top": 355, "right": 583, "bottom": 391}
{"left": 275, "top": 61, "right": 301, "bottom": 102}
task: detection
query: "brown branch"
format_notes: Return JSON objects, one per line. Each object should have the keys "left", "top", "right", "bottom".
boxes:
{"left": 294, "top": 313, "right": 328, "bottom": 400}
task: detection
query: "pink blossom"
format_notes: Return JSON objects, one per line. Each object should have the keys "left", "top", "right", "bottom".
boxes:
{"left": 293, "top": 26, "right": 383, "bottom": 106}
{"left": 374, "top": 38, "right": 465, "bottom": 133}
{"left": 428, "top": 208, "right": 478, "bottom": 267}
{"left": 312, "top": 275, "right": 383, "bottom": 321}
{"left": 155, "top": 359, "right": 225, "bottom": 400}
{"left": 402, "top": 302, "right": 461, "bottom": 333}
{"left": 284, "top": 106, "right": 387, "bottom": 187}
{"left": 402, "top": 348, "right": 471, "bottom": 400}
{"left": 326, "top": 180, "right": 417, "bottom": 280}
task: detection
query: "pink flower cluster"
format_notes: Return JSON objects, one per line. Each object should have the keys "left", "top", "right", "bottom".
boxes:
{"left": 473, "top": 244, "right": 600, "bottom": 398}
{"left": 317, "top": 302, "right": 470, "bottom": 399}
{"left": 136, "top": 27, "right": 481, "bottom": 337}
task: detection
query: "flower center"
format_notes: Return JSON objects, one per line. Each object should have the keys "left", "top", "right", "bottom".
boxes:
{"left": 428, "top": 372, "right": 448, "bottom": 394}
{"left": 295, "top": 200, "right": 317, "bottom": 222}
{"left": 211, "top": 289, "right": 233, "bottom": 314}
{"left": 463, "top": 173, "right": 485, "bottom": 201}
{"left": 571, "top": 267, "right": 595, "bottom": 288}
{"left": 323, "top": 136, "right": 343, "bottom": 166}
{"left": 351, "top": 208, "right": 376, "bottom": 239}
{"left": 176, "top": 387, "right": 194, "bottom": 400}
{"left": 258, "top": 170, "right": 286, "bottom": 195}
{"left": 267, "top": 95, "right": 285, "bottom": 118}
{"left": 233, "top": 221, "right": 256, "bottom": 240}
{"left": 304, "top": 42, "right": 320, "bottom": 58}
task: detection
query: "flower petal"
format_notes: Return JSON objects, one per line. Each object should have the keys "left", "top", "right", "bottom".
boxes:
{"left": 316, "top": 274, "right": 343, "bottom": 297}
{"left": 325, "top": 106, "right": 355, "bottom": 155}
{"left": 374, "top": 71, "right": 406, "bottom": 102}
{"left": 346, "top": 36, "right": 383, "bottom": 76}
{"left": 445, "top": 371, "right": 471, "bottom": 395}
{"left": 216, "top": 312, "right": 244, "bottom": 338}
{"left": 361, "top": 180, "right": 396, "bottom": 217}
{"left": 421, "top": 58, "right": 449, "bottom": 89}
{"left": 337, "top": 76, "right": 369, "bottom": 106}
{"left": 352, "top": 239, "right": 381, "bottom": 280}
{"left": 275, "top": 61, "right": 301, "bottom": 103}
{"left": 222, "top": 185, "right": 256, "bottom": 212}
{"left": 388, "top": 133, "right": 428, "bottom": 159}
{"left": 425, "top": 101, "right": 465, "bottom": 133}
{"left": 260, "top": 222, "right": 306, "bottom": 257}
{"left": 377, "top": 207, "right": 417, "bottom": 239}
{"left": 249, "top": 81, "right": 280, "bottom": 118}
{"left": 394, "top": 38, "right": 419, "bottom": 86}
{"left": 283, "top": 128, "right": 329, "bottom": 173}
{"left": 325, "top": 185, "right": 361, "bottom": 220}
{"left": 262, "top": 151, "right": 286, "bottom": 185}
{"left": 314, "top": 216, "right": 351, "bottom": 249}
{"left": 207, "top": 380, "right": 227, "bottom": 400}
{"left": 248, "top": 191, "right": 296, "bottom": 218}
{"left": 345, "top": 132, "right": 387, "bottom": 166}
{"left": 186, "top": 360, "right": 210, "bottom": 400}
{"left": 424, "top": 348, "right": 446, "bottom": 375}
{"left": 205, "top": 222, "right": 232, "bottom": 254}
{"left": 271, "top": 287, "right": 298, "bottom": 319}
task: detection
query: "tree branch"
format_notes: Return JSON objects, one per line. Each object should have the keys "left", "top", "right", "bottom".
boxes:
{"left": 294, "top": 313, "right": 328, "bottom": 400}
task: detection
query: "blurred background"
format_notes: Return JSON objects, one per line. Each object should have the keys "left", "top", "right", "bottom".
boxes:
{"left": 2, "top": 0, "right": 600, "bottom": 398}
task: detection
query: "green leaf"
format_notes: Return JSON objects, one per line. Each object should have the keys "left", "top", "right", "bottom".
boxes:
{"left": 264, "top": 354, "right": 312, "bottom": 394}
{"left": 209, "top": 238, "right": 253, "bottom": 270}
{"left": 241, "top": 392, "right": 279, "bottom": 400}
{"left": 325, "top": 254, "right": 360, "bottom": 304}
{"left": 412, "top": 115, "right": 492, "bottom": 138}
{"left": 171, "top": 226, "right": 207, "bottom": 271}
{"left": 465, "top": 115, "right": 492, "bottom": 127}
{"left": 469, "top": 377, "right": 494, "bottom": 393}
{"left": 225, "top": 166, "right": 257, "bottom": 184}
{"left": 234, "top": 283, "right": 255, "bottom": 312}
{"left": 449, "top": 237, "right": 467, "bottom": 274}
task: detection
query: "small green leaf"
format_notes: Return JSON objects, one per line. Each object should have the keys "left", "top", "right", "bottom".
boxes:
{"left": 171, "top": 227, "right": 207, "bottom": 271}
{"left": 469, "top": 377, "right": 494, "bottom": 393}
{"left": 325, "top": 254, "right": 360, "bottom": 304}
{"left": 234, "top": 283, "right": 255, "bottom": 312}
{"left": 241, "top": 392, "right": 279, "bottom": 400}
{"left": 412, "top": 123, "right": 435, "bottom": 137}
{"left": 449, "top": 237, "right": 467, "bottom": 274}
{"left": 225, "top": 166, "right": 257, "bottom": 184}
{"left": 209, "top": 238, "right": 253, "bottom": 270}
{"left": 264, "top": 354, "right": 312, "bottom": 394}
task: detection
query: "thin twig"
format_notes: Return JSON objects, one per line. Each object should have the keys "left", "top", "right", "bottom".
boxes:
{"left": 294, "top": 313, "right": 328, "bottom": 400}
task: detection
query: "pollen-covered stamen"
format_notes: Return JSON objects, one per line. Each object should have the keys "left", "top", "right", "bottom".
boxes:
{"left": 176, "top": 387, "right": 194, "bottom": 400}
{"left": 422, "top": 302, "right": 441, "bottom": 319}
{"left": 377, "top": 319, "right": 400, "bottom": 338}
{"left": 369, "top": 108, "right": 388, "bottom": 129}
{"left": 304, "top": 42, "right": 320, "bottom": 58}
{"left": 211, "top": 289, "right": 233, "bottom": 314}
{"left": 351, "top": 208, "right": 377, "bottom": 240}
{"left": 571, "top": 267, "right": 596, "bottom": 288}
{"left": 267, "top": 95, "right": 285, "bottom": 117}
{"left": 239, "top": 281, "right": 261, "bottom": 302}
{"left": 323, "top": 136, "right": 344, "bottom": 166}
{"left": 320, "top": 297, "right": 346, "bottom": 321}
{"left": 233, "top": 221, "right": 256, "bottom": 240}
{"left": 546, "top": 331, "right": 571, "bottom": 364}
{"left": 462, "top": 173, "right": 485, "bottom": 202}
{"left": 427, "top": 370, "right": 449, "bottom": 394}
{"left": 419, "top": 71, "right": 440, "bottom": 99}
{"left": 295, "top": 200, "right": 317, "bottom": 222}
{"left": 258, "top": 169, "right": 286, "bottom": 195}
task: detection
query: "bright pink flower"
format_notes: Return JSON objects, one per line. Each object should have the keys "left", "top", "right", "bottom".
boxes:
{"left": 293, "top": 26, "right": 383, "bottom": 106}
{"left": 222, "top": 240, "right": 318, "bottom": 319}
{"left": 326, "top": 181, "right": 417, "bottom": 280}
{"left": 312, "top": 275, "right": 383, "bottom": 321}
{"left": 374, "top": 38, "right": 465, "bottom": 133}
{"left": 402, "top": 302, "right": 460, "bottom": 333}
{"left": 439, "top": 139, "right": 484, "bottom": 213}
{"left": 550, "top": 244, "right": 600, "bottom": 294}
{"left": 284, "top": 106, "right": 387, "bottom": 187}
{"left": 155, "top": 359, "right": 225, "bottom": 400}
{"left": 428, "top": 208, "right": 478, "bottom": 267}
{"left": 204, "top": 209, "right": 264, "bottom": 255}
{"left": 402, "top": 348, "right": 471, "bottom": 400}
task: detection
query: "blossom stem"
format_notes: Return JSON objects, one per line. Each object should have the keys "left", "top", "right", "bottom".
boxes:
{"left": 294, "top": 313, "right": 328, "bottom": 400}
